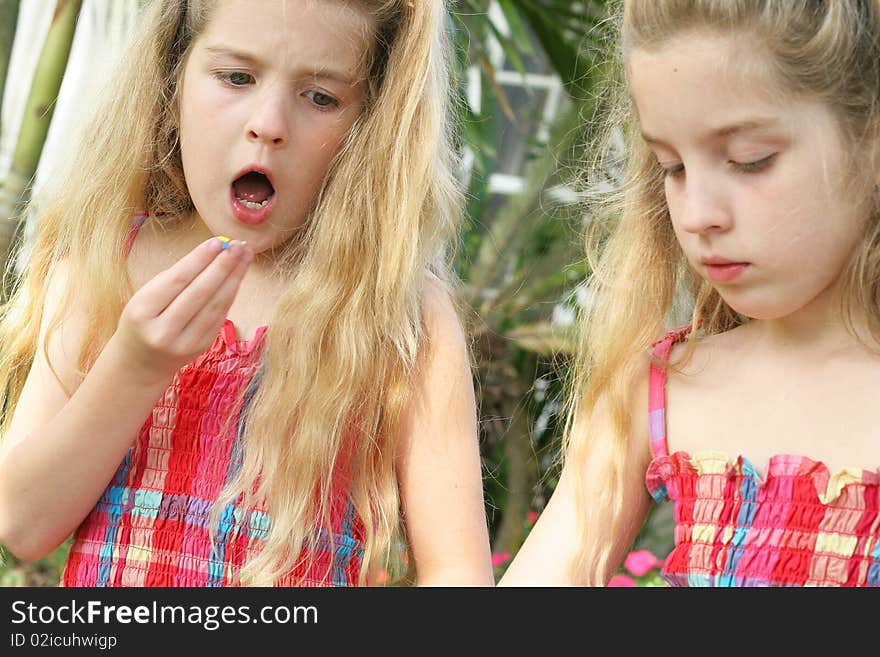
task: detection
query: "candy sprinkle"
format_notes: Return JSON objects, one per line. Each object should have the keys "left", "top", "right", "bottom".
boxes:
{"left": 216, "top": 235, "right": 232, "bottom": 250}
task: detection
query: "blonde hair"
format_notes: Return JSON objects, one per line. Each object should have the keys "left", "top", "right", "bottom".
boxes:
{"left": 0, "top": 0, "right": 461, "bottom": 585}
{"left": 567, "top": 0, "right": 880, "bottom": 584}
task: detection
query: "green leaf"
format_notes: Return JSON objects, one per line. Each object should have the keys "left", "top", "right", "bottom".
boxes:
{"left": 496, "top": 0, "right": 535, "bottom": 56}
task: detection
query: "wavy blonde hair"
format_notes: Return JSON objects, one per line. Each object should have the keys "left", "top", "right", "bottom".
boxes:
{"left": 566, "top": 0, "right": 880, "bottom": 584}
{"left": 0, "top": 0, "right": 461, "bottom": 585}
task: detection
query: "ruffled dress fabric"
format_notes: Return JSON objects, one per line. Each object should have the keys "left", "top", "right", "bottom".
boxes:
{"left": 61, "top": 217, "right": 364, "bottom": 586}
{"left": 645, "top": 327, "right": 880, "bottom": 587}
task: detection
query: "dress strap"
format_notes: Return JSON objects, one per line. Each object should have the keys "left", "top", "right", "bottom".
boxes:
{"left": 123, "top": 212, "right": 149, "bottom": 258}
{"left": 648, "top": 325, "right": 694, "bottom": 458}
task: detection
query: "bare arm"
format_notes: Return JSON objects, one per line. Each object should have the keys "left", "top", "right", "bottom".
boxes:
{"left": 396, "top": 278, "right": 494, "bottom": 586}
{"left": 0, "top": 238, "right": 252, "bottom": 560}
{"left": 499, "top": 354, "right": 654, "bottom": 586}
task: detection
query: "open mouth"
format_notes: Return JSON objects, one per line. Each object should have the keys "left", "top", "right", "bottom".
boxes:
{"left": 232, "top": 171, "right": 275, "bottom": 210}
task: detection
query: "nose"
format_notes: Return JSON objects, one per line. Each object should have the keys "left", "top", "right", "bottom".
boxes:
{"left": 245, "top": 85, "right": 289, "bottom": 148}
{"left": 675, "top": 175, "right": 733, "bottom": 235}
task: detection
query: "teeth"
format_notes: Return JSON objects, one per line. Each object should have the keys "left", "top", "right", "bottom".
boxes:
{"left": 236, "top": 197, "right": 270, "bottom": 210}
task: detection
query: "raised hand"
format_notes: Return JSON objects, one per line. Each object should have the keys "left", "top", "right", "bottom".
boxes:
{"left": 115, "top": 236, "right": 253, "bottom": 383}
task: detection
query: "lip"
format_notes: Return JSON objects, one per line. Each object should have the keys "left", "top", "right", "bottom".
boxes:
{"left": 230, "top": 164, "right": 276, "bottom": 226}
{"left": 700, "top": 256, "right": 750, "bottom": 282}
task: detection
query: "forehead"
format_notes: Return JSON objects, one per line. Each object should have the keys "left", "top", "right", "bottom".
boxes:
{"left": 627, "top": 31, "right": 849, "bottom": 156}
{"left": 196, "top": 0, "right": 373, "bottom": 70}
{"left": 628, "top": 32, "right": 791, "bottom": 135}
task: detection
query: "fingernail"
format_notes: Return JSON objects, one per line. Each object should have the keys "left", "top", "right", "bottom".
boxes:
{"left": 226, "top": 240, "right": 241, "bottom": 257}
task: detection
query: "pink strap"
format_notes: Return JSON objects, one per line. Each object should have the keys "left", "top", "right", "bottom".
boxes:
{"left": 123, "top": 213, "right": 149, "bottom": 258}
{"left": 647, "top": 325, "right": 694, "bottom": 458}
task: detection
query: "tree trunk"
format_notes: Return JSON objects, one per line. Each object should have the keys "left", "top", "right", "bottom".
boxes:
{"left": 491, "top": 380, "right": 539, "bottom": 560}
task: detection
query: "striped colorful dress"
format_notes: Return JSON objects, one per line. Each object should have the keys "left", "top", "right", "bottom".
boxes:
{"left": 61, "top": 218, "right": 365, "bottom": 586}
{"left": 645, "top": 327, "right": 880, "bottom": 587}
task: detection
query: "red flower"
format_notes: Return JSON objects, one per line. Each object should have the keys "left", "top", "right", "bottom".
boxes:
{"left": 526, "top": 510, "right": 539, "bottom": 524}
{"left": 624, "top": 549, "right": 662, "bottom": 576}
{"left": 491, "top": 552, "right": 511, "bottom": 567}
{"left": 607, "top": 574, "right": 637, "bottom": 587}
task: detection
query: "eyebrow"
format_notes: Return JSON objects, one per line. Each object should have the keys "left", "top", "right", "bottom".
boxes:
{"left": 641, "top": 118, "right": 782, "bottom": 147}
{"left": 203, "top": 46, "right": 356, "bottom": 84}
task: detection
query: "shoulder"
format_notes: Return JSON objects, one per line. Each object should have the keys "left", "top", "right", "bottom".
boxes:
{"left": 396, "top": 271, "right": 477, "bottom": 451}
{"left": 42, "top": 258, "right": 74, "bottom": 316}
{"left": 666, "top": 323, "right": 750, "bottom": 379}
{"left": 38, "top": 259, "right": 94, "bottom": 384}
{"left": 41, "top": 258, "right": 92, "bottom": 334}
{"left": 651, "top": 324, "right": 696, "bottom": 360}
{"left": 567, "top": 345, "right": 655, "bottom": 472}
{"left": 419, "top": 270, "right": 467, "bottom": 359}
{"left": 629, "top": 348, "right": 653, "bottom": 452}
{"left": 1, "top": 258, "right": 91, "bottom": 449}
{"left": 397, "top": 271, "right": 473, "bottom": 423}
{"left": 125, "top": 216, "right": 187, "bottom": 290}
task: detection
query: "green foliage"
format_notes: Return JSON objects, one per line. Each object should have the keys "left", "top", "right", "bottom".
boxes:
{"left": 449, "top": 0, "right": 614, "bottom": 558}
{"left": 0, "top": 0, "right": 83, "bottom": 301}
{"left": 0, "top": 540, "right": 70, "bottom": 586}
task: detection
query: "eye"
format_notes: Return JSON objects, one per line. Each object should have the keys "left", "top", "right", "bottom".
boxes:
{"left": 216, "top": 70, "right": 254, "bottom": 87}
{"left": 662, "top": 163, "right": 685, "bottom": 178}
{"left": 303, "top": 89, "right": 339, "bottom": 109}
{"left": 730, "top": 154, "right": 775, "bottom": 173}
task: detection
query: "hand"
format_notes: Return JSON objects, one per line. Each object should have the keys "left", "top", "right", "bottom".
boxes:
{"left": 114, "top": 237, "right": 253, "bottom": 383}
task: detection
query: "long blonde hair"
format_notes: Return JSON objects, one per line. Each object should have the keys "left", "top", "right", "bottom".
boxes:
{"left": 567, "top": 0, "right": 880, "bottom": 584}
{"left": 0, "top": 0, "right": 461, "bottom": 585}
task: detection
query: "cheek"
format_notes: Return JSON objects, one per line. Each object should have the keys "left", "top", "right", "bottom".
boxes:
{"left": 178, "top": 86, "right": 206, "bottom": 154}
{"left": 775, "top": 186, "right": 852, "bottom": 253}
{"left": 732, "top": 165, "right": 806, "bottom": 250}
{"left": 323, "top": 109, "right": 360, "bottom": 148}
{"left": 298, "top": 114, "right": 359, "bottom": 172}
{"left": 179, "top": 80, "right": 234, "bottom": 147}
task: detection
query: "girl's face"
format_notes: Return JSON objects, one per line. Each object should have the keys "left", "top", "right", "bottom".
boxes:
{"left": 178, "top": 0, "right": 371, "bottom": 255}
{"left": 629, "top": 32, "right": 872, "bottom": 321}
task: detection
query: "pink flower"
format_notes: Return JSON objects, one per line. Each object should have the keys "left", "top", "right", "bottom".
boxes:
{"left": 624, "top": 549, "right": 662, "bottom": 576}
{"left": 607, "top": 574, "right": 637, "bottom": 587}
{"left": 526, "top": 510, "right": 539, "bottom": 524}
{"left": 491, "top": 552, "right": 511, "bottom": 567}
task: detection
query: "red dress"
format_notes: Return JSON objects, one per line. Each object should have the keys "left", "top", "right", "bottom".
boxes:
{"left": 62, "top": 216, "right": 365, "bottom": 586}
{"left": 645, "top": 327, "right": 880, "bottom": 586}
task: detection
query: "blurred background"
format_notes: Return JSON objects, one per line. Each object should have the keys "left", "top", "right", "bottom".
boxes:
{"left": 0, "top": 0, "right": 672, "bottom": 586}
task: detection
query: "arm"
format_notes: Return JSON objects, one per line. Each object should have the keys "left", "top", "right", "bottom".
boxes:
{"left": 395, "top": 277, "right": 494, "bottom": 586}
{"left": 0, "top": 239, "right": 251, "bottom": 561}
{"left": 499, "top": 354, "right": 654, "bottom": 586}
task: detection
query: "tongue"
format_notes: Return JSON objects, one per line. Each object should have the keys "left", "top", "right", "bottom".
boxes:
{"left": 233, "top": 172, "right": 274, "bottom": 203}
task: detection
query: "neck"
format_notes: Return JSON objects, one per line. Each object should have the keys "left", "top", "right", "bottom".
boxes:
{"left": 745, "top": 276, "right": 878, "bottom": 356}
{"left": 179, "top": 211, "right": 289, "bottom": 281}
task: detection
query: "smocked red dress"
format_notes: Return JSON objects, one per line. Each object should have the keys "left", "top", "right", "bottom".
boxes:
{"left": 61, "top": 216, "right": 365, "bottom": 586}
{"left": 645, "top": 327, "right": 880, "bottom": 586}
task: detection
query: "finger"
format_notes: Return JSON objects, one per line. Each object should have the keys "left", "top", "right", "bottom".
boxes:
{"left": 132, "top": 237, "right": 225, "bottom": 317}
{"left": 178, "top": 250, "right": 252, "bottom": 346}
{"left": 159, "top": 240, "right": 251, "bottom": 331}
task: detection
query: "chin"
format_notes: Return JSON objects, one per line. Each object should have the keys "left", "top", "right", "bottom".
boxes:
{"left": 717, "top": 293, "right": 804, "bottom": 321}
